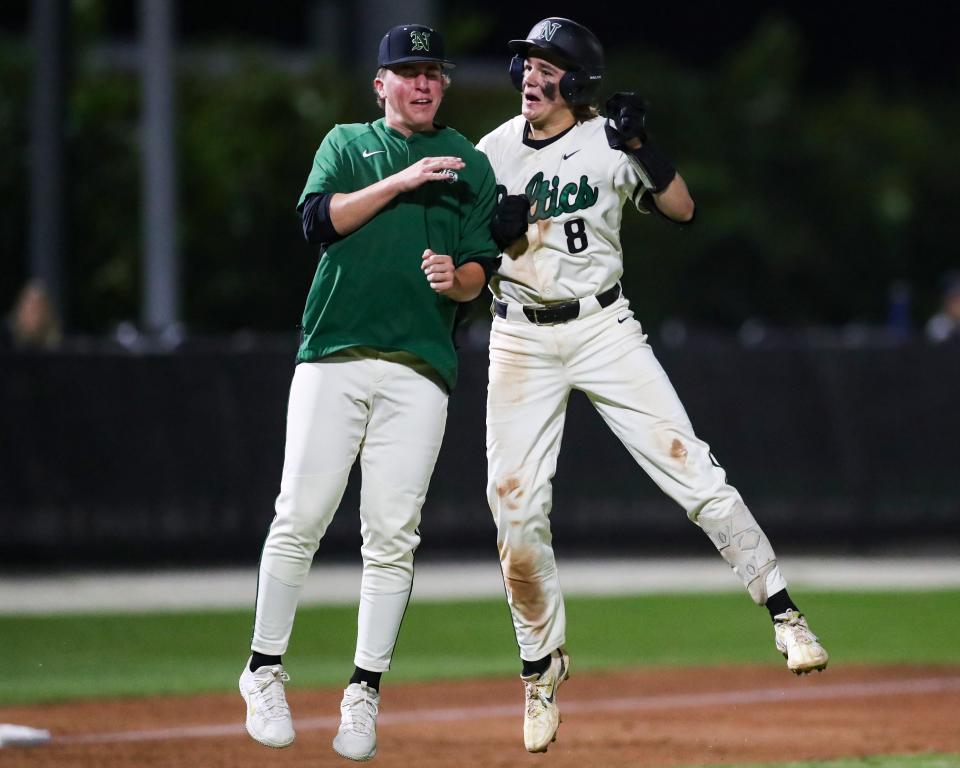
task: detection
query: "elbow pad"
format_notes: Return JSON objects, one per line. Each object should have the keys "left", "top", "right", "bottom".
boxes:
{"left": 301, "top": 193, "right": 342, "bottom": 245}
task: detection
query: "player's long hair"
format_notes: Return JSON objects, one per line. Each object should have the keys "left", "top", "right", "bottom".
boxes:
{"left": 572, "top": 104, "right": 600, "bottom": 122}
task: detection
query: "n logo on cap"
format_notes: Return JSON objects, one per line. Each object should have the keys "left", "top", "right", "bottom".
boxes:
{"left": 532, "top": 20, "right": 561, "bottom": 41}
{"left": 410, "top": 30, "right": 431, "bottom": 52}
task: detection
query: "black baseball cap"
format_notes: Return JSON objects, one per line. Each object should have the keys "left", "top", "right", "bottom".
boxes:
{"left": 378, "top": 24, "right": 455, "bottom": 69}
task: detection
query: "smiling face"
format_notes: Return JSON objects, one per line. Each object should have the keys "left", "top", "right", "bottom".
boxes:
{"left": 520, "top": 53, "right": 576, "bottom": 136}
{"left": 375, "top": 62, "right": 445, "bottom": 136}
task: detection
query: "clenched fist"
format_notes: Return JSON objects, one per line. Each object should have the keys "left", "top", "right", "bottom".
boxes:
{"left": 421, "top": 249, "right": 456, "bottom": 293}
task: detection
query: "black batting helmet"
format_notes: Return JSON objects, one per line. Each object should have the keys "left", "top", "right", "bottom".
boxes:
{"left": 507, "top": 18, "right": 604, "bottom": 106}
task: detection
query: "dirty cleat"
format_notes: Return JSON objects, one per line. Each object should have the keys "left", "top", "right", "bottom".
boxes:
{"left": 239, "top": 657, "right": 295, "bottom": 748}
{"left": 774, "top": 610, "right": 829, "bottom": 674}
{"left": 522, "top": 648, "right": 570, "bottom": 753}
{"left": 333, "top": 682, "right": 380, "bottom": 761}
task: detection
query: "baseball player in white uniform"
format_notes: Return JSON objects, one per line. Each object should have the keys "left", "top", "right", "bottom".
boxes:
{"left": 477, "top": 17, "right": 829, "bottom": 753}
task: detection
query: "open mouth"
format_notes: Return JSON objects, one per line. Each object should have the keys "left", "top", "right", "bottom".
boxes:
{"left": 524, "top": 92, "right": 541, "bottom": 104}
{"left": 411, "top": 98, "right": 432, "bottom": 106}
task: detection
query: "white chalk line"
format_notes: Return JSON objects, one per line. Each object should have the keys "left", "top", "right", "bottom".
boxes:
{"left": 53, "top": 676, "right": 960, "bottom": 746}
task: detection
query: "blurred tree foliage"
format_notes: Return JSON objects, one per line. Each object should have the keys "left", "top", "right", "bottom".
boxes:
{"left": 2, "top": 15, "right": 956, "bottom": 333}
{"left": 176, "top": 55, "right": 348, "bottom": 331}
{"left": 598, "top": 17, "right": 957, "bottom": 330}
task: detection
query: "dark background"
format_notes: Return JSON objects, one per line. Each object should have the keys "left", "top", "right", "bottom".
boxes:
{"left": 4, "top": 2, "right": 956, "bottom": 86}
{"left": 1, "top": 2, "right": 958, "bottom": 567}
{"left": 2, "top": 1, "right": 958, "bottom": 334}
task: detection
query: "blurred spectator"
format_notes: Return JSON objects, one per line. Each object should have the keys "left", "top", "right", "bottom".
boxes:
{"left": 886, "top": 279, "right": 912, "bottom": 338}
{"left": 1, "top": 280, "right": 62, "bottom": 351}
{"left": 925, "top": 271, "right": 960, "bottom": 343}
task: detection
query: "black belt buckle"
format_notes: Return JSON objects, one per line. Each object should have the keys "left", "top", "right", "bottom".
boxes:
{"left": 524, "top": 301, "right": 579, "bottom": 324}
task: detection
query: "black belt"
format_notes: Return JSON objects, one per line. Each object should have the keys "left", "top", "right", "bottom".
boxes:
{"left": 493, "top": 284, "right": 621, "bottom": 325}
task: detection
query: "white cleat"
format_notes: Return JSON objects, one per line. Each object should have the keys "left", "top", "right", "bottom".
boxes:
{"left": 522, "top": 648, "right": 571, "bottom": 753}
{"left": 774, "top": 610, "right": 829, "bottom": 674}
{"left": 332, "top": 682, "right": 380, "bottom": 762}
{"left": 239, "top": 658, "right": 295, "bottom": 748}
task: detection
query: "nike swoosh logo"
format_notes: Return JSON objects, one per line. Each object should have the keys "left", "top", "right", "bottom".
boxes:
{"left": 541, "top": 656, "right": 567, "bottom": 704}
{"left": 618, "top": 316, "right": 630, "bottom": 323}
{"left": 362, "top": 149, "right": 385, "bottom": 158}
{"left": 562, "top": 150, "right": 580, "bottom": 160}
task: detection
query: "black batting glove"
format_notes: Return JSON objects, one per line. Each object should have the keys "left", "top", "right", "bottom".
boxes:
{"left": 604, "top": 91, "right": 676, "bottom": 194}
{"left": 490, "top": 194, "right": 530, "bottom": 251}
{"left": 604, "top": 91, "right": 648, "bottom": 147}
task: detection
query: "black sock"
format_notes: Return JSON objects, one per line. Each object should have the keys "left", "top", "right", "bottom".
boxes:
{"left": 521, "top": 654, "right": 551, "bottom": 677}
{"left": 250, "top": 652, "right": 282, "bottom": 672}
{"left": 766, "top": 589, "right": 799, "bottom": 621}
{"left": 349, "top": 667, "right": 382, "bottom": 692}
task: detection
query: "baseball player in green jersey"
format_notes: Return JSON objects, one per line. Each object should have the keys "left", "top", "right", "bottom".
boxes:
{"left": 479, "top": 17, "right": 829, "bottom": 753}
{"left": 238, "top": 23, "right": 498, "bottom": 762}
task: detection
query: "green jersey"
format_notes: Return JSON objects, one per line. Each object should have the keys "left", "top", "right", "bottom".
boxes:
{"left": 296, "top": 118, "right": 498, "bottom": 390}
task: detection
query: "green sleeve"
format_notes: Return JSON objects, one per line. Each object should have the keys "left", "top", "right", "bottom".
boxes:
{"left": 296, "top": 126, "right": 346, "bottom": 212}
{"left": 456, "top": 151, "right": 499, "bottom": 266}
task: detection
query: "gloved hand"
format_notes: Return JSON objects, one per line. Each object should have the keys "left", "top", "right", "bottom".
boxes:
{"left": 490, "top": 194, "right": 530, "bottom": 251}
{"left": 604, "top": 91, "right": 676, "bottom": 193}
{"left": 604, "top": 91, "right": 648, "bottom": 149}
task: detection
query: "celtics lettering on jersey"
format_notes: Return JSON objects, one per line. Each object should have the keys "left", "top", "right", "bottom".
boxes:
{"left": 497, "top": 172, "right": 598, "bottom": 254}
{"left": 497, "top": 173, "right": 598, "bottom": 222}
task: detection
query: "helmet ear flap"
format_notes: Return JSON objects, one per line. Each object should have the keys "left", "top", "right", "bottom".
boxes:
{"left": 559, "top": 70, "right": 599, "bottom": 106}
{"left": 560, "top": 72, "right": 590, "bottom": 107}
{"left": 558, "top": 72, "right": 579, "bottom": 104}
{"left": 508, "top": 54, "right": 525, "bottom": 91}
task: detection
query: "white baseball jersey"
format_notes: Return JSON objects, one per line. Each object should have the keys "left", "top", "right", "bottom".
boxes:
{"left": 477, "top": 115, "right": 652, "bottom": 305}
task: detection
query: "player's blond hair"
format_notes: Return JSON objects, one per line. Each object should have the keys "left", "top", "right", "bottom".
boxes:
{"left": 373, "top": 67, "right": 452, "bottom": 110}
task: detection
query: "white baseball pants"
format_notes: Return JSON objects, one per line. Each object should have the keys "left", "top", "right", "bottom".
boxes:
{"left": 252, "top": 348, "right": 448, "bottom": 672}
{"left": 486, "top": 295, "right": 787, "bottom": 662}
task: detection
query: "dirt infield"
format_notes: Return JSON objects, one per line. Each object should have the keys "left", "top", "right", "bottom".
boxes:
{"left": 2, "top": 664, "right": 959, "bottom": 767}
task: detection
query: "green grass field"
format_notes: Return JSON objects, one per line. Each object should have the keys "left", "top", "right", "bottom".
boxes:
{"left": 2, "top": 589, "right": 959, "bottom": 705}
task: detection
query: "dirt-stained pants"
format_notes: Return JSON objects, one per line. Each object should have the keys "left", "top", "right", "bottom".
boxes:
{"left": 486, "top": 296, "right": 785, "bottom": 662}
